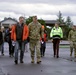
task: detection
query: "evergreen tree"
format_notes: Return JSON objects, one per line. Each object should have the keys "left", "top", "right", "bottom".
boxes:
{"left": 57, "top": 11, "right": 64, "bottom": 25}
{"left": 65, "top": 16, "right": 73, "bottom": 27}
{"left": 25, "top": 16, "right": 33, "bottom": 25}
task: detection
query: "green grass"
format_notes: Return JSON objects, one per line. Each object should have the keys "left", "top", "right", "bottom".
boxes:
{"left": 59, "top": 45, "right": 70, "bottom": 48}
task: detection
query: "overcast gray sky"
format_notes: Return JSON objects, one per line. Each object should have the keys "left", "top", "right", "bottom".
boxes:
{"left": 0, "top": 0, "right": 76, "bottom": 24}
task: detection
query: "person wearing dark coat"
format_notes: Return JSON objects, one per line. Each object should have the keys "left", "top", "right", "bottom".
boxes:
{"left": 0, "top": 28, "right": 3, "bottom": 54}
{"left": 5, "top": 25, "right": 12, "bottom": 57}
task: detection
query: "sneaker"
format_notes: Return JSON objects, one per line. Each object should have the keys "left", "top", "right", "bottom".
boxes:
{"left": 14, "top": 60, "right": 18, "bottom": 64}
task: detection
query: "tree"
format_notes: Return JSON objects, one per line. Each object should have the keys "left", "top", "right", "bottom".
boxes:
{"left": 25, "top": 16, "right": 33, "bottom": 25}
{"left": 57, "top": 11, "right": 64, "bottom": 25}
{"left": 65, "top": 16, "right": 73, "bottom": 27}
{"left": 57, "top": 11, "right": 72, "bottom": 40}
{"left": 25, "top": 16, "right": 46, "bottom": 28}
{"left": 38, "top": 19, "right": 46, "bottom": 28}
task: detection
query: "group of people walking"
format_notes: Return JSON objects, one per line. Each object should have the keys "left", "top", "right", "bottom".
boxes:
{"left": 0, "top": 15, "right": 76, "bottom": 65}
{"left": 0, "top": 24, "right": 14, "bottom": 57}
{"left": 0, "top": 16, "right": 46, "bottom": 65}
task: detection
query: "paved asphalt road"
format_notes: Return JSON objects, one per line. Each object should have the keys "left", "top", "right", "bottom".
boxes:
{"left": 0, "top": 42, "right": 76, "bottom": 75}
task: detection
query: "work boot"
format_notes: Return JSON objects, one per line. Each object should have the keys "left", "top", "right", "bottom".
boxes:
{"left": 31, "top": 57, "right": 34, "bottom": 63}
{"left": 37, "top": 58, "right": 41, "bottom": 64}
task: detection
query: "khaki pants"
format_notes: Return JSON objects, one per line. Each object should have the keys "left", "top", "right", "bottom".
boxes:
{"left": 29, "top": 39, "right": 41, "bottom": 59}
{"left": 70, "top": 41, "right": 73, "bottom": 55}
{"left": 73, "top": 42, "right": 76, "bottom": 57}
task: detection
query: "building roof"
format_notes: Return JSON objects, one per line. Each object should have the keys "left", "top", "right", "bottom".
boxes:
{"left": 0, "top": 17, "right": 18, "bottom": 23}
{"left": 45, "top": 20, "right": 57, "bottom": 24}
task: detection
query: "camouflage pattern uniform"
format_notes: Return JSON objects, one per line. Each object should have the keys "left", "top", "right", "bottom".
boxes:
{"left": 28, "top": 22, "right": 44, "bottom": 63}
{"left": 68, "top": 29, "right": 76, "bottom": 57}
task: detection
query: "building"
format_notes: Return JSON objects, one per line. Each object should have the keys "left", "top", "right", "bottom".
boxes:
{"left": 0, "top": 17, "right": 57, "bottom": 29}
{"left": 0, "top": 17, "right": 18, "bottom": 28}
{"left": 45, "top": 20, "right": 57, "bottom": 27}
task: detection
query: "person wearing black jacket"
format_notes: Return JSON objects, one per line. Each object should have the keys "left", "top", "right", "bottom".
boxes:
{"left": 1, "top": 26, "right": 5, "bottom": 56}
{"left": 0, "top": 28, "right": 3, "bottom": 53}
{"left": 5, "top": 25, "right": 12, "bottom": 57}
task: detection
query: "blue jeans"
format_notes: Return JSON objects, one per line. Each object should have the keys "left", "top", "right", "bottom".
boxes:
{"left": 14, "top": 41, "right": 25, "bottom": 61}
{"left": 1, "top": 42, "right": 4, "bottom": 54}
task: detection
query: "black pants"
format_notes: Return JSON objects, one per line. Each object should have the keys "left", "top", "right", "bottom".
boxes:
{"left": 53, "top": 39, "right": 60, "bottom": 57}
{"left": 40, "top": 47, "right": 45, "bottom": 56}
{"left": 11, "top": 45, "right": 14, "bottom": 56}
{"left": 40, "top": 42, "right": 46, "bottom": 56}
{"left": 8, "top": 41, "right": 12, "bottom": 55}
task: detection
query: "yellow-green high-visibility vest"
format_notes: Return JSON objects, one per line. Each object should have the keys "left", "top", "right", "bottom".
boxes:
{"left": 50, "top": 26, "right": 63, "bottom": 39}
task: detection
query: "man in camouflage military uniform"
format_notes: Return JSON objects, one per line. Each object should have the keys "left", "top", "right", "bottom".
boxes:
{"left": 68, "top": 25, "right": 76, "bottom": 57}
{"left": 28, "top": 16, "right": 44, "bottom": 64}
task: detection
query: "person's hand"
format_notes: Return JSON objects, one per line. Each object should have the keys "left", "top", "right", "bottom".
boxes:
{"left": 12, "top": 41, "right": 16, "bottom": 46}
